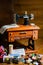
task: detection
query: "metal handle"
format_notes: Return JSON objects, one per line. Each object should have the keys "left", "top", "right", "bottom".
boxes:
{"left": 19, "top": 32, "right": 27, "bottom": 34}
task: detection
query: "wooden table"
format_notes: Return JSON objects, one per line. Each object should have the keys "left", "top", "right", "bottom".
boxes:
{"left": 5, "top": 25, "right": 40, "bottom": 50}
{"left": 0, "top": 63, "right": 28, "bottom": 65}
{"left": 0, "top": 62, "right": 43, "bottom": 65}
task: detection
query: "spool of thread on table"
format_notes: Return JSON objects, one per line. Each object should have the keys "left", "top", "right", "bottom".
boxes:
{"left": 9, "top": 44, "right": 13, "bottom": 54}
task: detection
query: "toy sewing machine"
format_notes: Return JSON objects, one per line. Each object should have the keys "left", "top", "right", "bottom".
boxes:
{"left": 14, "top": 11, "right": 34, "bottom": 25}
{"left": 0, "top": 11, "right": 40, "bottom": 50}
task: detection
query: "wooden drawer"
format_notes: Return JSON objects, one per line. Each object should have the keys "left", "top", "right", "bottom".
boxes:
{"left": 33, "top": 30, "right": 38, "bottom": 40}
{"left": 8, "top": 31, "right": 32, "bottom": 42}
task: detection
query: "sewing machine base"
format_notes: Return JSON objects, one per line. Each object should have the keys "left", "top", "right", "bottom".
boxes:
{"left": 0, "top": 25, "right": 40, "bottom": 50}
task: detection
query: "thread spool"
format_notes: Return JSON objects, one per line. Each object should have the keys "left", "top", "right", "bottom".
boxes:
{"left": 9, "top": 44, "right": 13, "bottom": 54}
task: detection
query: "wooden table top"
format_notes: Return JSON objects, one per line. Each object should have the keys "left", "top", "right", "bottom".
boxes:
{"left": 7, "top": 25, "right": 40, "bottom": 32}
{"left": 0, "top": 63, "right": 43, "bottom": 65}
{"left": 0, "top": 63, "right": 28, "bottom": 65}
